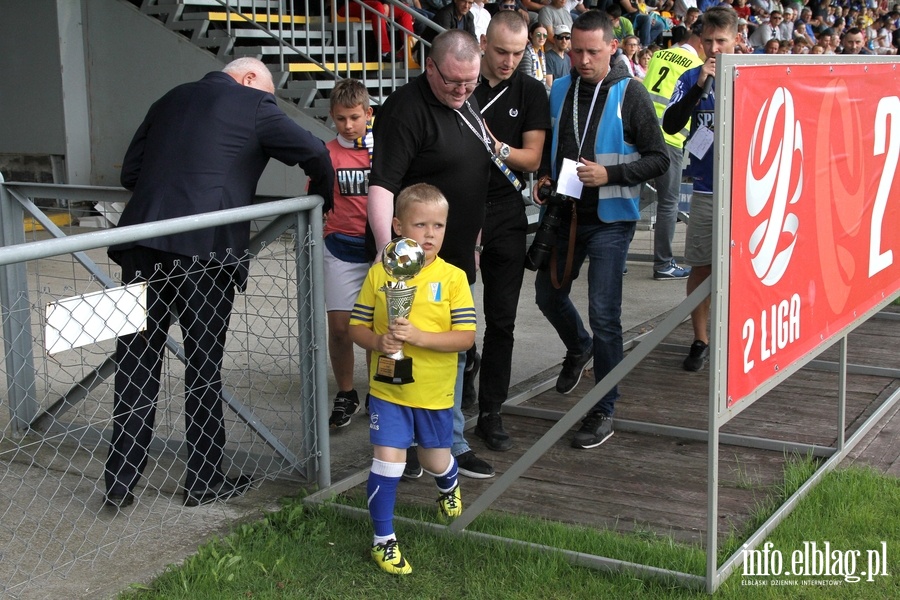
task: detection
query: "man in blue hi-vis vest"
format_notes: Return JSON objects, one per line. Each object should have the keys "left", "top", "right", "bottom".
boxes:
{"left": 533, "top": 10, "right": 668, "bottom": 450}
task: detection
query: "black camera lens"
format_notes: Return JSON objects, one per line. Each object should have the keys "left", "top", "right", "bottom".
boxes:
{"left": 524, "top": 181, "right": 568, "bottom": 272}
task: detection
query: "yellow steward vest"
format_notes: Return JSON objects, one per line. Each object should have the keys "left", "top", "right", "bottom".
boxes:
{"left": 642, "top": 45, "right": 704, "bottom": 148}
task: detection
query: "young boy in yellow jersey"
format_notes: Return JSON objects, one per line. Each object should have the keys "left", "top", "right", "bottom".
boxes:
{"left": 349, "top": 183, "right": 476, "bottom": 575}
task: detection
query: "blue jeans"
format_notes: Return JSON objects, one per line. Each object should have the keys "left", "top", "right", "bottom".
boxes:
{"left": 534, "top": 219, "right": 636, "bottom": 416}
{"left": 627, "top": 13, "right": 665, "bottom": 47}
{"left": 451, "top": 284, "right": 474, "bottom": 457}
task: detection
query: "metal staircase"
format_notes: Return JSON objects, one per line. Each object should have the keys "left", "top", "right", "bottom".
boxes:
{"left": 136, "top": 0, "right": 439, "bottom": 120}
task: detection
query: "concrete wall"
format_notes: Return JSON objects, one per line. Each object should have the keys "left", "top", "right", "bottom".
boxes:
{"left": 0, "top": 1, "right": 67, "bottom": 156}
{"left": 83, "top": 0, "right": 224, "bottom": 186}
{"left": 0, "top": 0, "right": 331, "bottom": 196}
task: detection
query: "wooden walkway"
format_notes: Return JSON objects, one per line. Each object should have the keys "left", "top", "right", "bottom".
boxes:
{"left": 369, "top": 308, "right": 900, "bottom": 547}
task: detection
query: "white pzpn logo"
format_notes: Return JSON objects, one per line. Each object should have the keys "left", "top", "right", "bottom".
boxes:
{"left": 745, "top": 87, "right": 802, "bottom": 287}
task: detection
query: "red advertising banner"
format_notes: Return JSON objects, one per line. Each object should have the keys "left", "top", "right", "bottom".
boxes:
{"left": 728, "top": 63, "right": 900, "bottom": 408}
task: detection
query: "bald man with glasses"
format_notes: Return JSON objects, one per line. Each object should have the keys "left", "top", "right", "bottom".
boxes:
{"left": 368, "top": 30, "right": 497, "bottom": 479}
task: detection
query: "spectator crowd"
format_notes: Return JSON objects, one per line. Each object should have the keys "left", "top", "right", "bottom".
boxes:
{"left": 401, "top": 0, "right": 900, "bottom": 54}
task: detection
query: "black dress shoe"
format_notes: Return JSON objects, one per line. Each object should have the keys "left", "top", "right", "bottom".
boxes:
{"left": 105, "top": 490, "right": 135, "bottom": 508}
{"left": 182, "top": 475, "right": 253, "bottom": 507}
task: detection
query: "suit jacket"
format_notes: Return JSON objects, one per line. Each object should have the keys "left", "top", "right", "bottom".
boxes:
{"left": 110, "top": 71, "right": 334, "bottom": 281}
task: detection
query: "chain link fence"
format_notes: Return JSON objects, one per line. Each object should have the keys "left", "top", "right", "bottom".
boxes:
{"left": 0, "top": 181, "right": 328, "bottom": 596}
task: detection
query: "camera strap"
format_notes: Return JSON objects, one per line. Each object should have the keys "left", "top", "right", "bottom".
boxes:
{"left": 455, "top": 102, "right": 524, "bottom": 192}
{"left": 546, "top": 76, "right": 601, "bottom": 288}
{"left": 549, "top": 202, "right": 578, "bottom": 290}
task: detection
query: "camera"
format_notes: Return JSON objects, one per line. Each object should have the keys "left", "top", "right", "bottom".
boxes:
{"left": 524, "top": 179, "right": 571, "bottom": 272}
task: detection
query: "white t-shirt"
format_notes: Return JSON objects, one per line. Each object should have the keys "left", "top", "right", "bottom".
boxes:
{"left": 472, "top": 2, "right": 492, "bottom": 41}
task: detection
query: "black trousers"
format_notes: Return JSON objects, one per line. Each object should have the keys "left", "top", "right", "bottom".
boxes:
{"left": 105, "top": 248, "right": 236, "bottom": 495}
{"left": 478, "top": 196, "right": 528, "bottom": 414}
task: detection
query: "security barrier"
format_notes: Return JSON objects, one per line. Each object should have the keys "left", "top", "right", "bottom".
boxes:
{"left": 0, "top": 179, "right": 328, "bottom": 596}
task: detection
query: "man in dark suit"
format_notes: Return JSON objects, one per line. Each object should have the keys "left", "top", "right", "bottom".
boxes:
{"left": 104, "top": 57, "right": 334, "bottom": 509}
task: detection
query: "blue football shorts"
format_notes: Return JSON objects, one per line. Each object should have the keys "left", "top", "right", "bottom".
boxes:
{"left": 367, "top": 394, "right": 453, "bottom": 449}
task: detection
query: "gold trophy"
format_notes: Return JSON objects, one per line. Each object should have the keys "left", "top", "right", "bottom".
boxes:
{"left": 374, "top": 237, "right": 426, "bottom": 384}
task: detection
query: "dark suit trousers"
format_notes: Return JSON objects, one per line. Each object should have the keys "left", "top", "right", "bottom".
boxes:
{"left": 478, "top": 195, "right": 528, "bottom": 414}
{"left": 105, "top": 249, "right": 236, "bottom": 495}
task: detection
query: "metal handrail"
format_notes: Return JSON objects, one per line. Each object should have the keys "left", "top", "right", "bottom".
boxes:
{"left": 199, "top": 0, "right": 441, "bottom": 100}
{"left": 0, "top": 185, "right": 323, "bottom": 267}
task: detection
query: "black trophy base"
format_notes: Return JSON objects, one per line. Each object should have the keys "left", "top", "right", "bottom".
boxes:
{"left": 374, "top": 355, "right": 414, "bottom": 385}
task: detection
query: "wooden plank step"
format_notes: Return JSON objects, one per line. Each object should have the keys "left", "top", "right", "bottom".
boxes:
{"left": 181, "top": 11, "right": 311, "bottom": 25}
{"left": 157, "top": 0, "right": 277, "bottom": 6}
{"left": 287, "top": 61, "right": 383, "bottom": 72}
{"left": 24, "top": 213, "right": 71, "bottom": 233}
{"left": 203, "top": 27, "right": 327, "bottom": 39}
{"left": 233, "top": 45, "right": 337, "bottom": 56}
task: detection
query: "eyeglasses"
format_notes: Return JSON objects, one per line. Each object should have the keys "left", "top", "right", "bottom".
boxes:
{"left": 534, "top": 32, "right": 548, "bottom": 38}
{"left": 556, "top": 35, "right": 571, "bottom": 40}
{"left": 500, "top": 3, "right": 517, "bottom": 8}
{"left": 431, "top": 59, "right": 479, "bottom": 92}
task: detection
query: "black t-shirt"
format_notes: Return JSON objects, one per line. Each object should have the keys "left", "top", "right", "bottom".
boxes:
{"left": 473, "top": 71, "right": 551, "bottom": 202}
{"left": 371, "top": 75, "right": 492, "bottom": 283}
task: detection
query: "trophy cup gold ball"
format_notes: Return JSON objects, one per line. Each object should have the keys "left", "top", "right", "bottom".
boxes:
{"left": 374, "top": 238, "right": 426, "bottom": 384}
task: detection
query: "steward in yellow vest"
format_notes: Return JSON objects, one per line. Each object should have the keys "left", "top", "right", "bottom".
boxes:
{"left": 642, "top": 37, "right": 704, "bottom": 148}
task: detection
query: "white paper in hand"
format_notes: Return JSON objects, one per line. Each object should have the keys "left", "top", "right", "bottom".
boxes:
{"left": 557, "top": 158, "right": 584, "bottom": 199}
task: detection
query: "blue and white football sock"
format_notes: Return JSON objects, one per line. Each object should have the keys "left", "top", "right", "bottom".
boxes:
{"left": 367, "top": 458, "right": 404, "bottom": 543}
{"left": 427, "top": 454, "right": 459, "bottom": 493}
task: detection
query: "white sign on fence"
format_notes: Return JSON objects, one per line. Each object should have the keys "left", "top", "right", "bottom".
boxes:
{"left": 45, "top": 282, "right": 147, "bottom": 354}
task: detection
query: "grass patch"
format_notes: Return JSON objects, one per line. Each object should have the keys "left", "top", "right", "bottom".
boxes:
{"left": 123, "top": 464, "right": 899, "bottom": 599}
{"left": 716, "top": 452, "right": 820, "bottom": 561}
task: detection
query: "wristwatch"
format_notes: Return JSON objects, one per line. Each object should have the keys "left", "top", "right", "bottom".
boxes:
{"left": 498, "top": 142, "right": 511, "bottom": 160}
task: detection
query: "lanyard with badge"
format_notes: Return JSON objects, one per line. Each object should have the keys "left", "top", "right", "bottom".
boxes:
{"left": 555, "top": 76, "right": 603, "bottom": 199}
{"left": 454, "top": 99, "right": 524, "bottom": 192}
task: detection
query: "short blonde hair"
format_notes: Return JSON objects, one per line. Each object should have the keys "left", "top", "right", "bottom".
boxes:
{"left": 395, "top": 183, "right": 449, "bottom": 221}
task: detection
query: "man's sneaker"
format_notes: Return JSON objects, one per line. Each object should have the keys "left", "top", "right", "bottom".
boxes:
{"left": 683, "top": 340, "right": 709, "bottom": 372}
{"left": 556, "top": 349, "right": 593, "bottom": 394}
{"left": 436, "top": 484, "right": 462, "bottom": 518}
{"left": 455, "top": 450, "right": 495, "bottom": 479}
{"left": 654, "top": 260, "right": 691, "bottom": 281}
{"left": 571, "top": 413, "right": 614, "bottom": 449}
{"left": 403, "top": 445, "right": 423, "bottom": 480}
{"left": 461, "top": 349, "right": 480, "bottom": 410}
{"left": 371, "top": 539, "right": 412, "bottom": 575}
{"left": 474, "top": 412, "right": 512, "bottom": 452}
{"left": 329, "top": 389, "right": 360, "bottom": 428}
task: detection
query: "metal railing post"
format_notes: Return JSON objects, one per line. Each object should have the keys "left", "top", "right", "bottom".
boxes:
{"left": 309, "top": 203, "right": 330, "bottom": 488}
{"left": 294, "top": 205, "right": 330, "bottom": 487}
{"left": 0, "top": 176, "right": 39, "bottom": 431}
